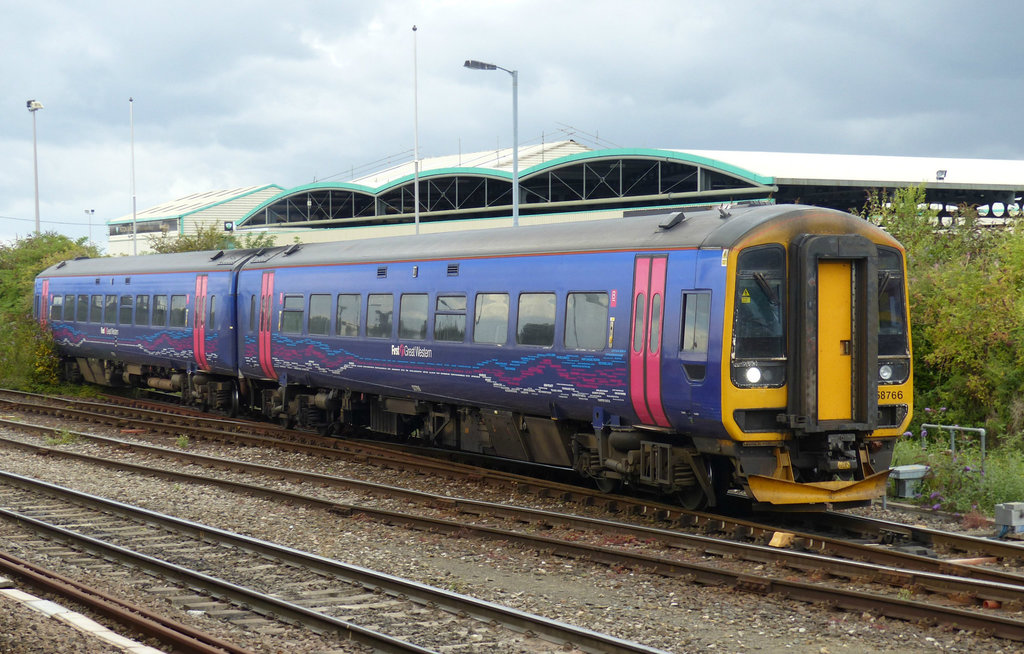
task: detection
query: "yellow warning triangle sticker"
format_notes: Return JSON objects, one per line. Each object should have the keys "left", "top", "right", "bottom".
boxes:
{"left": 741, "top": 289, "right": 751, "bottom": 303}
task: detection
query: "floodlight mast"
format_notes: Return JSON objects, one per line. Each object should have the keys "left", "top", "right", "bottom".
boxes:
{"left": 463, "top": 59, "right": 518, "bottom": 227}
{"left": 27, "top": 100, "right": 43, "bottom": 235}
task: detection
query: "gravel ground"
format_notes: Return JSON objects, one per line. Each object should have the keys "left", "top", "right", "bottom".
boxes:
{"left": 0, "top": 413, "right": 1017, "bottom": 653}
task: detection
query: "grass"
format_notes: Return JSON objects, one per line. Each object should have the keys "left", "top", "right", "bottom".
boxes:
{"left": 891, "top": 432, "right": 1024, "bottom": 514}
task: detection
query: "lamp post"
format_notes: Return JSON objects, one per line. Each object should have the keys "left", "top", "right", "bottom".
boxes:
{"left": 464, "top": 59, "right": 518, "bottom": 227}
{"left": 84, "top": 209, "right": 94, "bottom": 248}
{"left": 129, "top": 97, "right": 137, "bottom": 256}
{"left": 27, "top": 100, "right": 43, "bottom": 235}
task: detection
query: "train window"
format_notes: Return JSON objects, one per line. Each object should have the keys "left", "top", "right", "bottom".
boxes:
{"left": 648, "top": 294, "right": 662, "bottom": 352}
{"left": 208, "top": 295, "right": 217, "bottom": 327}
{"left": 169, "top": 295, "right": 187, "bottom": 328}
{"left": 632, "top": 294, "right": 646, "bottom": 353}
{"left": 517, "top": 293, "right": 556, "bottom": 347}
{"left": 153, "top": 296, "right": 168, "bottom": 326}
{"left": 63, "top": 295, "right": 75, "bottom": 321}
{"left": 336, "top": 294, "right": 360, "bottom": 336}
{"left": 434, "top": 295, "right": 466, "bottom": 342}
{"left": 308, "top": 294, "right": 331, "bottom": 335}
{"left": 249, "top": 295, "right": 256, "bottom": 332}
{"left": 90, "top": 295, "right": 103, "bottom": 323}
{"left": 681, "top": 293, "right": 711, "bottom": 354}
{"left": 733, "top": 245, "right": 785, "bottom": 360}
{"left": 33, "top": 294, "right": 39, "bottom": 319}
{"left": 877, "top": 247, "right": 909, "bottom": 356}
{"left": 77, "top": 295, "right": 89, "bottom": 322}
{"left": 565, "top": 292, "right": 608, "bottom": 350}
{"left": 366, "top": 294, "right": 394, "bottom": 338}
{"left": 281, "top": 295, "right": 304, "bottom": 334}
{"left": 119, "top": 295, "right": 133, "bottom": 324}
{"left": 399, "top": 294, "right": 428, "bottom": 340}
{"left": 49, "top": 295, "right": 63, "bottom": 322}
{"left": 135, "top": 295, "right": 150, "bottom": 326}
{"left": 473, "top": 293, "right": 509, "bottom": 345}
{"left": 104, "top": 294, "right": 118, "bottom": 324}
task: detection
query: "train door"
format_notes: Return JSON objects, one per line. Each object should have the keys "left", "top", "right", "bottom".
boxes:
{"left": 817, "top": 261, "right": 852, "bottom": 420}
{"left": 629, "top": 255, "right": 671, "bottom": 427}
{"left": 193, "top": 274, "right": 210, "bottom": 371}
{"left": 39, "top": 279, "right": 50, "bottom": 327}
{"left": 257, "top": 271, "right": 277, "bottom": 380}
{"left": 790, "top": 235, "right": 877, "bottom": 432}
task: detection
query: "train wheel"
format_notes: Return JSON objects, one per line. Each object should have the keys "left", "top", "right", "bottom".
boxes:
{"left": 676, "top": 485, "right": 708, "bottom": 511}
{"left": 227, "top": 382, "right": 241, "bottom": 418}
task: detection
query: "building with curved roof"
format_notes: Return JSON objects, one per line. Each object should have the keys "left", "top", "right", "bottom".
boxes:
{"left": 107, "top": 142, "right": 1024, "bottom": 254}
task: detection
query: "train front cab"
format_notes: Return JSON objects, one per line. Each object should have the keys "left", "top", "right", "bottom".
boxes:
{"left": 723, "top": 226, "right": 912, "bottom": 509}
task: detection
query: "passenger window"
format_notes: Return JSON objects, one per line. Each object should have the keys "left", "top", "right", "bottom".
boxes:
{"left": 473, "top": 293, "right": 509, "bottom": 345}
{"left": 434, "top": 295, "right": 466, "bottom": 342}
{"left": 565, "top": 292, "right": 608, "bottom": 350}
{"left": 152, "top": 296, "right": 168, "bottom": 326}
{"left": 336, "top": 294, "right": 361, "bottom": 336}
{"left": 517, "top": 293, "right": 556, "bottom": 346}
{"left": 308, "top": 294, "right": 331, "bottom": 335}
{"left": 63, "top": 294, "right": 75, "bottom": 321}
{"left": 104, "top": 294, "right": 118, "bottom": 324}
{"left": 49, "top": 295, "right": 63, "bottom": 321}
{"left": 648, "top": 294, "right": 662, "bottom": 352}
{"left": 119, "top": 295, "right": 133, "bottom": 325}
{"left": 77, "top": 294, "right": 89, "bottom": 322}
{"left": 399, "top": 294, "right": 428, "bottom": 340}
{"left": 281, "top": 295, "right": 304, "bottom": 333}
{"left": 90, "top": 295, "right": 104, "bottom": 323}
{"left": 135, "top": 295, "right": 150, "bottom": 326}
{"left": 632, "top": 294, "right": 646, "bottom": 352}
{"left": 208, "top": 295, "right": 217, "bottom": 327}
{"left": 169, "top": 295, "right": 187, "bottom": 327}
{"left": 249, "top": 295, "right": 256, "bottom": 332}
{"left": 366, "top": 294, "right": 394, "bottom": 338}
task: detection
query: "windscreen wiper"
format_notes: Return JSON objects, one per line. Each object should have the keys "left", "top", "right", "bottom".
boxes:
{"left": 753, "top": 272, "right": 779, "bottom": 305}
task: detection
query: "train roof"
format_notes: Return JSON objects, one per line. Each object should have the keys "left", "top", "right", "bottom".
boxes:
{"left": 241, "top": 203, "right": 891, "bottom": 269}
{"left": 39, "top": 204, "right": 894, "bottom": 279}
{"left": 37, "top": 246, "right": 263, "bottom": 278}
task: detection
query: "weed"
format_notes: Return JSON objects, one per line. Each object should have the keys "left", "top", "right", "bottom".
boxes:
{"left": 175, "top": 434, "right": 191, "bottom": 449}
{"left": 45, "top": 429, "right": 76, "bottom": 446}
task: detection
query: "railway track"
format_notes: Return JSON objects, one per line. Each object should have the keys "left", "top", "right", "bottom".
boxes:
{"left": 0, "top": 469, "right": 665, "bottom": 654}
{"left": 4, "top": 405, "right": 1024, "bottom": 641}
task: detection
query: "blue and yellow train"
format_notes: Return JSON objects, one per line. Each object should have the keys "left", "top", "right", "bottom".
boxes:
{"left": 35, "top": 203, "right": 912, "bottom": 509}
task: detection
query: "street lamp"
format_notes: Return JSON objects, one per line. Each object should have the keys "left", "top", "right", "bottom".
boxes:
{"left": 464, "top": 59, "right": 518, "bottom": 227}
{"left": 27, "top": 100, "right": 43, "bottom": 235}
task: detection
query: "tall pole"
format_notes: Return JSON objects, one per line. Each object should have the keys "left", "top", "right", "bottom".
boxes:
{"left": 27, "top": 100, "right": 43, "bottom": 235}
{"left": 130, "top": 97, "right": 137, "bottom": 256}
{"left": 412, "top": 25, "right": 420, "bottom": 234}
{"left": 84, "top": 209, "right": 94, "bottom": 248}
{"left": 510, "top": 69, "right": 518, "bottom": 228}
{"left": 463, "top": 60, "right": 519, "bottom": 227}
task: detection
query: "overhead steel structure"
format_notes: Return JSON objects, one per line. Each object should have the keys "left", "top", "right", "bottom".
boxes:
{"left": 237, "top": 148, "right": 777, "bottom": 231}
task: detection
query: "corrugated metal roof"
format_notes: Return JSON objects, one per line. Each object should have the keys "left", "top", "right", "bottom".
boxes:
{"left": 683, "top": 150, "right": 1024, "bottom": 188}
{"left": 109, "top": 185, "right": 284, "bottom": 224}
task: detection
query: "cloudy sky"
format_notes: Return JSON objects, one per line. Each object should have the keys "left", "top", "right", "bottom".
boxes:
{"left": 2, "top": 0, "right": 1022, "bottom": 248}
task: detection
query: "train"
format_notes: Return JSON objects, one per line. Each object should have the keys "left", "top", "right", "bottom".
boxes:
{"left": 34, "top": 203, "right": 913, "bottom": 510}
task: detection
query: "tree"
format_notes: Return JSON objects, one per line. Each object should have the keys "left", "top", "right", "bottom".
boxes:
{"left": 146, "top": 223, "right": 276, "bottom": 254}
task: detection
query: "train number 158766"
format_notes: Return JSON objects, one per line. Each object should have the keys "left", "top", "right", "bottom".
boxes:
{"left": 878, "top": 390, "right": 904, "bottom": 401}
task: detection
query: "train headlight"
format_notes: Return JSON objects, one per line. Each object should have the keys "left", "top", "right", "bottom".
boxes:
{"left": 877, "top": 359, "right": 910, "bottom": 385}
{"left": 745, "top": 367, "right": 762, "bottom": 384}
{"left": 731, "top": 361, "right": 785, "bottom": 388}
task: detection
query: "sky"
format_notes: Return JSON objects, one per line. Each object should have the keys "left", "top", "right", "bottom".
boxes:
{"left": 2, "top": 0, "right": 1023, "bottom": 249}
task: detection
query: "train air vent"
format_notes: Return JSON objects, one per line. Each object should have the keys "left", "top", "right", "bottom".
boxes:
{"left": 658, "top": 211, "right": 686, "bottom": 230}
{"left": 447, "top": 264, "right": 460, "bottom": 277}
{"left": 377, "top": 266, "right": 388, "bottom": 279}
{"left": 56, "top": 261, "right": 66, "bottom": 269}
{"left": 209, "top": 250, "right": 224, "bottom": 261}
{"left": 283, "top": 243, "right": 301, "bottom": 256}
